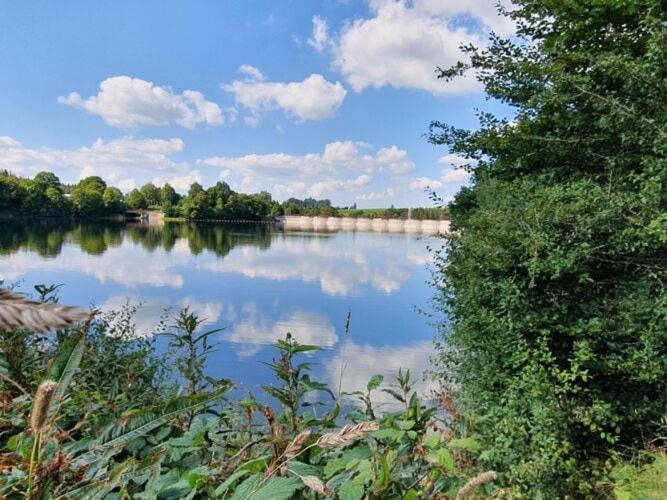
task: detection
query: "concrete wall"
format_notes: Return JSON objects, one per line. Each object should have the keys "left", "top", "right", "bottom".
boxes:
{"left": 277, "top": 216, "right": 450, "bottom": 235}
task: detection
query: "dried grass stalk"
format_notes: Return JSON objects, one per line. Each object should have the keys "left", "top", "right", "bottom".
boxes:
{"left": 301, "top": 475, "right": 325, "bottom": 495}
{"left": 456, "top": 471, "right": 498, "bottom": 499}
{"left": 0, "top": 288, "right": 90, "bottom": 332}
{"left": 283, "top": 429, "right": 311, "bottom": 462}
{"left": 316, "top": 421, "right": 379, "bottom": 448}
{"left": 30, "top": 380, "right": 58, "bottom": 432}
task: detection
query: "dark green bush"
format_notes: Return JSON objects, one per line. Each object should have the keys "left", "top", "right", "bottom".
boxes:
{"left": 432, "top": 0, "right": 667, "bottom": 495}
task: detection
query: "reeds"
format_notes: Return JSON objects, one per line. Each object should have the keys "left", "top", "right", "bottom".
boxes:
{"left": 316, "top": 421, "right": 379, "bottom": 448}
{"left": 282, "top": 429, "right": 311, "bottom": 462}
{"left": 28, "top": 380, "right": 59, "bottom": 493}
{"left": 456, "top": 470, "right": 498, "bottom": 499}
{"left": 0, "top": 288, "right": 90, "bottom": 332}
{"left": 30, "top": 380, "right": 58, "bottom": 432}
{"left": 301, "top": 475, "right": 325, "bottom": 494}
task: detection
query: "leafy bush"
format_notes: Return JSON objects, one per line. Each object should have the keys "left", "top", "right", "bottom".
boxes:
{"left": 431, "top": 0, "right": 667, "bottom": 495}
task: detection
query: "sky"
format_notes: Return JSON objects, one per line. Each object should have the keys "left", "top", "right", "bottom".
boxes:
{"left": 0, "top": 0, "right": 513, "bottom": 207}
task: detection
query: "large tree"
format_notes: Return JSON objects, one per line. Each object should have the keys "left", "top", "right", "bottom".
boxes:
{"left": 432, "top": 0, "right": 666, "bottom": 496}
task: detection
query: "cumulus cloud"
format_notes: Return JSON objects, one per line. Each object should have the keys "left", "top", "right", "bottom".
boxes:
{"left": 356, "top": 187, "right": 396, "bottom": 201}
{"left": 331, "top": 1, "right": 482, "bottom": 95}
{"left": 222, "top": 66, "right": 346, "bottom": 122}
{"left": 225, "top": 310, "right": 338, "bottom": 358}
{"left": 409, "top": 177, "right": 442, "bottom": 191}
{"left": 308, "top": 15, "right": 330, "bottom": 52}
{"left": 410, "top": 153, "right": 473, "bottom": 192}
{"left": 0, "top": 135, "right": 187, "bottom": 189}
{"left": 100, "top": 296, "right": 224, "bottom": 337}
{"left": 59, "top": 76, "right": 223, "bottom": 128}
{"left": 154, "top": 169, "right": 203, "bottom": 193}
{"left": 202, "top": 140, "right": 413, "bottom": 199}
{"left": 0, "top": 241, "right": 189, "bottom": 289}
{"left": 326, "top": 340, "right": 439, "bottom": 410}
{"left": 412, "top": 0, "right": 516, "bottom": 35}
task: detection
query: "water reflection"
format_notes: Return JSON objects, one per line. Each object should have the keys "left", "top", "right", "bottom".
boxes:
{"left": 0, "top": 220, "right": 439, "bottom": 408}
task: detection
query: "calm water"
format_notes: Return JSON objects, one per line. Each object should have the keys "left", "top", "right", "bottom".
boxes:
{"left": 0, "top": 220, "right": 441, "bottom": 408}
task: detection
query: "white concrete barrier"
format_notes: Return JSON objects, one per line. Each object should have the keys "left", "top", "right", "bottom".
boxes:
{"left": 277, "top": 216, "right": 450, "bottom": 234}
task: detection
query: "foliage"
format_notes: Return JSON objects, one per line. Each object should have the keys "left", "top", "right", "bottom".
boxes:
{"left": 282, "top": 197, "right": 338, "bottom": 217}
{"left": 339, "top": 206, "right": 449, "bottom": 220}
{"left": 0, "top": 171, "right": 125, "bottom": 217}
{"left": 1, "top": 295, "right": 493, "bottom": 498}
{"left": 431, "top": 0, "right": 667, "bottom": 495}
{"left": 609, "top": 451, "right": 667, "bottom": 499}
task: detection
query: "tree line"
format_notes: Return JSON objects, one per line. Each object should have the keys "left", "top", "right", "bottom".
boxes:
{"left": 1, "top": 170, "right": 449, "bottom": 220}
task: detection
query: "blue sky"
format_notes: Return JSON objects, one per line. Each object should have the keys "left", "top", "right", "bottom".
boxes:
{"left": 0, "top": 0, "right": 512, "bottom": 207}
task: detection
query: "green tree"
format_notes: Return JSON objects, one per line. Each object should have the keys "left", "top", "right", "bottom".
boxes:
{"left": 140, "top": 183, "right": 161, "bottom": 206}
{"left": 71, "top": 187, "right": 105, "bottom": 216}
{"left": 126, "top": 189, "right": 148, "bottom": 210}
{"left": 33, "top": 171, "right": 61, "bottom": 189}
{"left": 45, "top": 186, "right": 71, "bottom": 214}
{"left": 160, "top": 183, "right": 178, "bottom": 208}
{"left": 102, "top": 187, "right": 125, "bottom": 214}
{"left": 187, "top": 182, "right": 204, "bottom": 198}
{"left": 431, "top": 1, "right": 667, "bottom": 496}
{"left": 181, "top": 191, "right": 210, "bottom": 219}
{"left": 77, "top": 176, "right": 107, "bottom": 194}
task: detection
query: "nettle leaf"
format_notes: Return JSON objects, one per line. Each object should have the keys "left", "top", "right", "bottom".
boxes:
{"left": 367, "top": 374, "right": 384, "bottom": 391}
{"left": 397, "top": 419, "right": 415, "bottom": 431}
{"left": 426, "top": 448, "right": 455, "bottom": 472}
{"left": 338, "top": 481, "right": 365, "bottom": 500}
{"left": 245, "top": 476, "right": 302, "bottom": 500}
{"left": 214, "top": 469, "right": 250, "bottom": 496}
{"left": 229, "top": 474, "right": 263, "bottom": 500}
{"left": 323, "top": 446, "right": 371, "bottom": 478}
{"left": 238, "top": 454, "right": 271, "bottom": 473}
{"left": 423, "top": 430, "right": 442, "bottom": 449}
{"left": 371, "top": 428, "right": 404, "bottom": 441}
{"left": 448, "top": 437, "right": 481, "bottom": 451}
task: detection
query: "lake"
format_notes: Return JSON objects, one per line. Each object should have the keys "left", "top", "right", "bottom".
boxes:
{"left": 0, "top": 220, "right": 442, "bottom": 409}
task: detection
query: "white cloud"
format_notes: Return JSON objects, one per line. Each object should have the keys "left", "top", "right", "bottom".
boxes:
{"left": 0, "top": 241, "right": 189, "bottom": 289}
{"left": 412, "top": 0, "right": 516, "bottom": 35}
{"left": 198, "top": 231, "right": 430, "bottom": 296}
{"left": 203, "top": 141, "right": 413, "bottom": 200}
{"left": 0, "top": 136, "right": 21, "bottom": 148}
{"left": 438, "top": 153, "right": 470, "bottom": 167}
{"left": 154, "top": 169, "right": 202, "bottom": 193}
{"left": 0, "top": 136, "right": 187, "bottom": 189}
{"left": 59, "top": 76, "right": 223, "bottom": 128}
{"left": 277, "top": 174, "right": 371, "bottom": 199}
{"left": 100, "top": 296, "right": 224, "bottom": 337}
{"left": 225, "top": 310, "right": 338, "bottom": 358}
{"left": 326, "top": 340, "right": 439, "bottom": 410}
{"left": 308, "top": 15, "right": 330, "bottom": 52}
{"left": 238, "top": 64, "right": 266, "bottom": 82}
{"left": 222, "top": 66, "right": 347, "bottom": 122}
{"left": 410, "top": 153, "right": 473, "bottom": 192}
{"left": 440, "top": 168, "right": 470, "bottom": 184}
{"left": 356, "top": 187, "right": 396, "bottom": 201}
{"left": 409, "top": 177, "right": 442, "bottom": 191}
{"left": 332, "top": 1, "right": 482, "bottom": 95}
